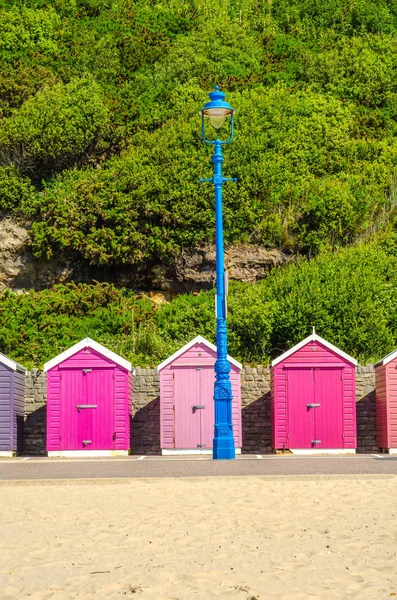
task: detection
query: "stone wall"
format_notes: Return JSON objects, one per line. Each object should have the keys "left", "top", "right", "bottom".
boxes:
{"left": 241, "top": 366, "right": 272, "bottom": 453}
{"left": 131, "top": 367, "right": 160, "bottom": 455}
{"left": 22, "top": 364, "right": 378, "bottom": 455}
{"left": 24, "top": 369, "right": 47, "bottom": 455}
{"left": 356, "top": 365, "right": 377, "bottom": 452}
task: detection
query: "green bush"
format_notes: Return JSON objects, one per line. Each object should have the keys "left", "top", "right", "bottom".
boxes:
{"left": 0, "top": 78, "right": 108, "bottom": 175}
{"left": 0, "top": 166, "right": 36, "bottom": 215}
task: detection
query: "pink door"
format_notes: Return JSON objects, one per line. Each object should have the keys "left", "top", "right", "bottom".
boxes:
{"left": 61, "top": 368, "right": 115, "bottom": 450}
{"left": 314, "top": 368, "right": 343, "bottom": 449}
{"left": 287, "top": 368, "right": 314, "bottom": 449}
{"left": 174, "top": 366, "right": 214, "bottom": 449}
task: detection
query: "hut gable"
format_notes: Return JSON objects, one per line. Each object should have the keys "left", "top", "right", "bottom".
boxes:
{"left": 271, "top": 332, "right": 357, "bottom": 367}
{"left": 44, "top": 338, "right": 131, "bottom": 372}
{"left": 157, "top": 335, "right": 242, "bottom": 372}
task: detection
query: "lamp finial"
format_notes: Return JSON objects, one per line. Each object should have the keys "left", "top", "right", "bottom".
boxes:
{"left": 312, "top": 326, "right": 316, "bottom": 335}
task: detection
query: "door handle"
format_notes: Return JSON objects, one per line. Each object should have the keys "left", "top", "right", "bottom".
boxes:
{"left": 192, "top": 405, "right": 206, "bottom": 412}
{"left": 307, "top": 403, "right": 320, "bottom": 408}
{"left": 82, "top": 440, "right": 92, "bottom": 446}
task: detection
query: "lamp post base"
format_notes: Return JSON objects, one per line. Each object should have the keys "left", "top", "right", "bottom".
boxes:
{"left": 213, "top": 436, "right": 236, "bottom": 460}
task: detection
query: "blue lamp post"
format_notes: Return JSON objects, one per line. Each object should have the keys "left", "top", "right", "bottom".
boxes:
{"left": 199, "top": 86, "right": 236, "bottom": 460}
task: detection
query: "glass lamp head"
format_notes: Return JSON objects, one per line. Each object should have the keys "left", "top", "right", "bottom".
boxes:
{"left": 200, "top": 86, "right": 235, "bottom": 130}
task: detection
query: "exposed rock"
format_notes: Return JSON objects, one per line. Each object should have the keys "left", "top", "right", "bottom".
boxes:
{"left": 0, "top": 219, "right": 74, "bottom": 291}
{"left": 0, "top": 219, "right": 290, "bottom": 292}
{"left": 173, "top": 244, "right": 290, "bottom": 289}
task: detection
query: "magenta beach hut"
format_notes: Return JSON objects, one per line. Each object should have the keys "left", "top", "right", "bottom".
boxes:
{"left": 44, "top": 338, "right": 132, "bottom": 457}
{"left": 374, "top": 349, "right": 397, "bottom": 454}
{"left": 157, "top": 336, "right": 242, "bottom": 455}
{"left": 0, "top": 352, "right": 26, "bottom": 457}
{"left": 271, "top": 330, "right": 357, "bottom": 454}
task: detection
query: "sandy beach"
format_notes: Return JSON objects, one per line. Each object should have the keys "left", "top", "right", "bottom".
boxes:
{"left": 1, "top": 476, "right": 396, "bottom": 599}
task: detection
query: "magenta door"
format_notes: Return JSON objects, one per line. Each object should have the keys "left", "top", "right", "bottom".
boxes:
{"left": 60, "top": 368, "right": 115, "bottom": 450}
{"left": 174, "top": 366, "right": 214, "bottom": 449}
{"left": 286, "top": 367, "right": 344, "bottom": 449}
{"left": 314, "top": 368, "right": 343, "bottom": 449}
{"left": 287, "top": 368, "right": 314, "bottom": 449}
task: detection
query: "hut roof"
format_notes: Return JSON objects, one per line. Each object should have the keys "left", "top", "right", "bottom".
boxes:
{"left": 374, "top": 349, "right": 397, "bottom": 367}
{"left": 43, "top": 337, "right": 132, "bottom": 372}
{"left": 0, "top": 352, "right": 26, "bottom": 373}
{"left": 156, "top": 335, "right": 242, "bottom": 372}
{"left": 271, "top": 332, "right": 357, "bottom": 367}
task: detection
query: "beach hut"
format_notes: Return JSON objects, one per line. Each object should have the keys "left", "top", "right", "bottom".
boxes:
{"left": 0, "top": 352, "right": 26, "bottom": 457}
{"left": 374, "top": 350, "right": 397, "bottom": 454}
{"left": 271, "top": 331, "right": 357, "bottom": 454}
{"left": 157, "top": 336, "right": 242, "bottom": 454}
{"left": 44, "top": 338, "right": 132, "bottom": 457}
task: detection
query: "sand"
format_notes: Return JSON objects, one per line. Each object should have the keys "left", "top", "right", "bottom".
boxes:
{"left": 0, "top": 476, "right": 397, "bottom": 599}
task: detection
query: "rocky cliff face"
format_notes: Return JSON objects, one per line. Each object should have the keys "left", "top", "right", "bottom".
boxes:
{"left": 0, "top": 219, "right": 290, "bottom": 291}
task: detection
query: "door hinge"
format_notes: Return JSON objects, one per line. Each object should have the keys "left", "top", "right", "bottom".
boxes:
{"left": 113, "top": 432, "right": 117, "bottom": 441}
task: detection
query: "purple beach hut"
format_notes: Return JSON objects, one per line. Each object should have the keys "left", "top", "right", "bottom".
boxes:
{"left": 0, "top": 352, "right": 26, "bottom": 457}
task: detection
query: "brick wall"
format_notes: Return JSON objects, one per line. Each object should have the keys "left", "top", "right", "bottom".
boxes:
{"left": 22, "top": 364, "right": 378, "bottom": 455}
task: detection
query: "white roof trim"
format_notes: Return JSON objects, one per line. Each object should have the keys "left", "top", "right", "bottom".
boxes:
{"left": 0, "top": 352, "right": 26, "bottom": 372}
{"left": 44, "top": 338, "right": 132, "bottom": 372}
{"left": 374, "top": 348, "right": 397, "bottom": 367}
{"left": 156, "top": 335, "right": 242, "bottom": 372}
{"left": 271, "top": 333, "right": 357, "bottom": 367}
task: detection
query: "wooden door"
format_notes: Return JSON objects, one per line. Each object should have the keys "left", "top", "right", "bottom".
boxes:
{"left": 174, "top": 366, "right": 215, "bottom": 449}
{"left": 61, "top": 368, "right": 115, "bottom": 450}
{"left": 286, "top": 368, "right": 315, "bottom": 449}
{"left": 314, "top": 368, "right": 343, "bottom": 449}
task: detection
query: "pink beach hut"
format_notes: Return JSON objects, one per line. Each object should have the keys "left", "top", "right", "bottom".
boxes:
{"left": 374, "top": 349, "right": 397, "bottom": 454}
{"left": 44, "top": 338, "right": 132, "bottom": 457}
{"left": 271, "top": 331, "right": 357, "bottom": 454}
{"left": 157, "top": 336, "right": 242, "bottom": 455}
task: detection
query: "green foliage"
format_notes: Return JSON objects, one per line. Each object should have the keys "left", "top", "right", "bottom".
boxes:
{"left": 24, "top": 83, "right": 397, "bottom": 262}
{"left": 0, "top": 165, "right": 36, "bottom": 215}
{"left": 3, "top": 237, "right": 397, "bottom": 367}
{"left": 0, "top": 283, "right": 158, "bottom": 368}
{"left": 0, "top": 0, "right": 396, "bottom": 259}
{"left": 0, "top": 78, "right": 108, "bottom": 176}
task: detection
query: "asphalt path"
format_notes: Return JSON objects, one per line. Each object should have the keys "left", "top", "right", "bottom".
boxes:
{"left": 1, "top": 454, "right": 397, "bottom": 481}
